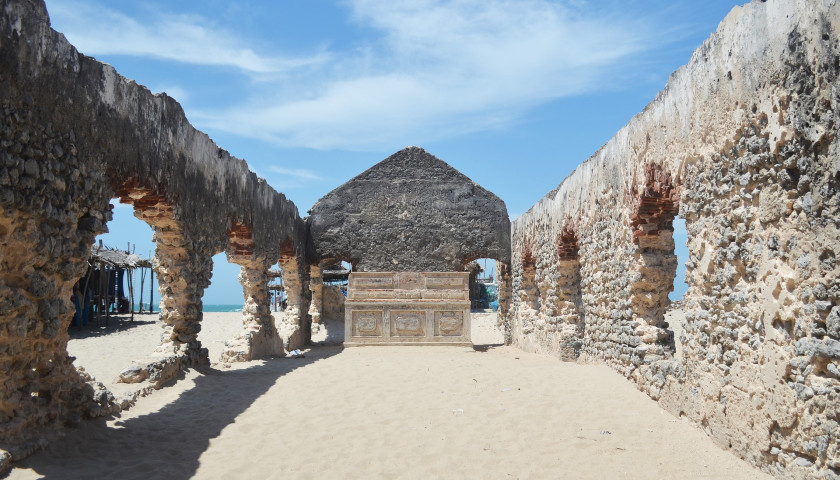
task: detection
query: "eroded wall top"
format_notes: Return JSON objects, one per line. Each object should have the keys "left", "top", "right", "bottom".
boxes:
{"left": 307, "top": 147, "right": 510, "bottom": 271}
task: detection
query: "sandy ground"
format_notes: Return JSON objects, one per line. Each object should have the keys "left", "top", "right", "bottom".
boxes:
{"left": 7, "top": 312, "right": 769, "bottom": 479}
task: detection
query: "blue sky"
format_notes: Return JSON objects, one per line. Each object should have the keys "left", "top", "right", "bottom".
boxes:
{"left": 44, "top": 0, "right": 745, "bottom": 305}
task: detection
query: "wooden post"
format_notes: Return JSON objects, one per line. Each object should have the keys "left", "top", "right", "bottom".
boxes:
{"left": 149, "top": 269, "right": 154, "bottom": 314}
{"left": 80, "top": 263, "right": 92, "bottom": 326}
{"left": 96, "top": 262, "right": 105, "bottom": 326}
{"left": 138, "top": 267, "right": 145, "bottom": 313}
{"left": 127, "top": 242, "right": 134, "bottom": 319}
{"left": 104, "top": 265, "right": 111, "bottom": 326}
{"left": 128, "top": 267, "right": 135, "bottom": 321}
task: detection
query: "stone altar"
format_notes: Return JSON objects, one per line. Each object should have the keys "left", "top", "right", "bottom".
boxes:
{"left": 344, "top": 272, "right": 471, "bottom": 346}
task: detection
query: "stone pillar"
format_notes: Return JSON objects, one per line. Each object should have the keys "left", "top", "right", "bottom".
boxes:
{"left": 308, "top": 265, "right": 323, "bottom": 332}
{"left": 220, "top": 262, "right": 281, "bottom": 362}
{"left": 151, "top": 228, "right": 213, "bottom": 367}
{"left": 0, "top": 213, "right": 113, "bottom": 463}
{"left": 496, "top": 261, "right": 512, "bottom": 344}
{"left": 277, "top": 254, "right": 307, "bottom": 351}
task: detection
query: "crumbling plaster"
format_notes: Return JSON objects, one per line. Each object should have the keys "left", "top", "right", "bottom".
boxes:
{"left": 509, "top": 1, "right": 840, "bottom": 478}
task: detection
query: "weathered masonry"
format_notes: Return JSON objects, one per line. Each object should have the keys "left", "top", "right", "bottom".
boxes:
{"left": 508, "top": 1, "right": 839, "bottom": 478}
{"left": 307, "top": 147, "right": 511, "bottom": 345}
{"left": 3, "top": 0, "right": 840, "bottom": 478}
{"left": 0, "top": 0, "right": 309, "bottom": 467}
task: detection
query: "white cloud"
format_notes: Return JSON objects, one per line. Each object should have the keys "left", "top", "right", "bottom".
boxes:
{"left": 47, "top": 0, "right": 660, "bottom": 150}
{"left": 268, "top": 166, "right": 323, "bottom": 181}
{"left": 196, "top": 0, "right": 654, "bottom": 149}
{"left": 46, "top": 1, "right": 329, "bottom": 74}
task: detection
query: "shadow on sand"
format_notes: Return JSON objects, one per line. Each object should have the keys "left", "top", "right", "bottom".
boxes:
{"left": 10, "top": 346, "right": 344, "bottom": 480}
{"left": 67, "top": 313, "right": 159, "bottom": 340}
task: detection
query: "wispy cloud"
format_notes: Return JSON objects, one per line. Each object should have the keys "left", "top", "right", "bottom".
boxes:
{"left": 196, "top": 0, "right": 654, "bottom": 149}
{"left": 47, "top": 0, "right": 661, "bottom": 150}
{"left": 46, "top": 1, "right": 329, "bottom": 74}
{"left": 268, "top": 166, "right": 323, "bottom": 181}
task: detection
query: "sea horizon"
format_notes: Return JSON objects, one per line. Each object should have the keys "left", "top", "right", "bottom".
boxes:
{"left": 132, "top": 304, "right": 244, "bottom": 313}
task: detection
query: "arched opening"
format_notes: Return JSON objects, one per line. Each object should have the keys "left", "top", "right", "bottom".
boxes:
{"left": 464, "top": 257, "right": 504, "bottom": 346}
{"left": 268, "top": 264, "right": 286, "bottom": 313}
{"left": 66, "top": 199, "right": 160, "bottom": 390}
{"left": 670, "top": 217, "right": 689, "bottom": 302}
{"left": 218, "top": 222, "right": 282, "bottom": 363}
{"left": 200, "top": 251, "right": 248, "bottom": 362}
{"left": 465, "top": 258, "right": 497, "bottom": 311}
{"left": 204, "top": 254, "right": 246, "bottom": 311}
{"left": 666, "top": 216, "right": 689, "bottom": 359}
{"left": 115, "top": 181, "right": 213, "bottom": 370}
{"left": 629, "top": 163, "right": 679, "bottom": 356}
{"left": 310, "top": 257, "right": 352, "bottom": 345}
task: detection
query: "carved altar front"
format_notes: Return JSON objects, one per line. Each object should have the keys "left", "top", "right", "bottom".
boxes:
{"left": 344, "top": 272, "right": 471, "bottom": 346}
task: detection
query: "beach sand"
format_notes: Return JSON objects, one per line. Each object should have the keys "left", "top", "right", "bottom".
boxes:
{"left": 7, "top": 312, "right": 769, "bottom": 479}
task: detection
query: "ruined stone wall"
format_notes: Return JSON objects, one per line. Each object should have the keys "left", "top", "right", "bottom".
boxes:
{"left": 509, "top": 1, "right": 840, "bottom": 478}
{"left": 0, "top": 0, "right": 307, "bottom": 466}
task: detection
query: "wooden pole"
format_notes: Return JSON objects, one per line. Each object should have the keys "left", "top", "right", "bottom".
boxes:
{"left": 128, "top": 267, "right": 135, "bottom": 321}
{"left": 104, "top": 265, "right": 111, "bottom": 326}
{"left": 127, "top": 242, "right": 134, "bottom": 318}
{"left": 149, "top": 269, "right": 154, "bottom": 314}
{"left": 80, "top": 262, "right": 92, "bottom": 326}
{"left": 96, "top": 262, "right": 104, "bottom": 326}
{"left": 138, "top": 267, "right": 145, "bottom": 313}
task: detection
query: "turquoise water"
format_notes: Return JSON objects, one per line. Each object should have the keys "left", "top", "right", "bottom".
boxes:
{"left": 204, "top": 304, "right": 244, "bottom": 312}
{"left": 133, "top": 304, "right": 244, "bottom": 313}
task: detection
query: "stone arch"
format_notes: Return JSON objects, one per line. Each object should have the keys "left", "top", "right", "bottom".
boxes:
{"left": 306, "top": 255, "right": 353, "bottom": 344}
{"left": 220, "top": 222, "right": 282, "bottom": 362}
{"left": 628, "top": 163, "right": 679, "bottom": 352}
{"left": 276, "top": 238, "right": 309, "bottom": 351}
{"left": 552, "top": 219, "right": 584, "bottom": 360}
{"left": 115, "top": 182, "right": 214, "bottom": 368}
{"left": 459, "top": 251, "right": 509, "bottom": 311}
{"left": 308, "top": 255, "right": 353, "bottom": 329}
